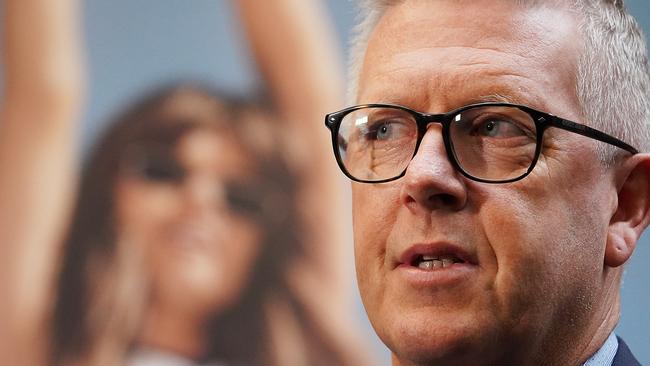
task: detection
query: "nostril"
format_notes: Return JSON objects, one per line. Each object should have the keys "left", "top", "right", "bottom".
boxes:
{"left": 433, "top": 194, "right": 458, "bottom": 207}
{"left": 404, "top": 194, "right": 416, "bottom": 205}
{"left": 403, "top": 186, "right": 466, "bottom": 212}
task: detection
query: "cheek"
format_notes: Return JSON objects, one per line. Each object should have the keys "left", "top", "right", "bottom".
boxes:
{"left": 478, "top": 194, "right": 551, "bottom": 295}
{"left": 181, "top": 216, "right": 262, "bottom": 314}
{"left": 220, "top": 218, "right": 261, "bottom": 282}
{"left": 352, "top": 183, "right": 401, "bottom": 306}
{"left": 476, "top": 181, "right": 607, "bottom": 325}
{"left": 114, "top": 181, "right": 181, "bottom": 245}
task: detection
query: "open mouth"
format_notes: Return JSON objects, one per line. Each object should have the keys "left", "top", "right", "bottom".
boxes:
{"left": 396, "top": 244, "right": 477, "bottom": 287}
{"left": 399, "top": 243, "right": 477, "bottom": 272}
{"left": 411, "top": 254, "right": 465, "bottom": 270}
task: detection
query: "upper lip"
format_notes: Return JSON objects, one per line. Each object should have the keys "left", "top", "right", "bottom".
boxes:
{"left": 396, "top": 242, "right": 479, "bottom": 268}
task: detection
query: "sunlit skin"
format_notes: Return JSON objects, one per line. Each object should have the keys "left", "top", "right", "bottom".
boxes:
{"left": 352, "top": 1, "right": 626, "bottom": 365}
{"left": 114, "top": 129, "right": 261, "bottom": 357}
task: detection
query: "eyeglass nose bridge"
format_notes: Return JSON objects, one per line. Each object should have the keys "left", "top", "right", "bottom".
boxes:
{"left": 407, "top": 112, "right": 464, "bottom": 178}
{"left": 413, "top": 111, "right": 455, "bottom": 139}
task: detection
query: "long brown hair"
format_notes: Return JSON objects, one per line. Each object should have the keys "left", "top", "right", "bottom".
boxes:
{"left": 51, "top": 83, "right": 354, "bottom": 366}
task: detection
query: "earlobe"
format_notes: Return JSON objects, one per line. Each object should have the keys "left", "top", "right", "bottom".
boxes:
{"left": 605, "top": 222, "right": 637, "bottom": 267}
{"left": 605, "top": 154, "right": 650, "bottom": 267}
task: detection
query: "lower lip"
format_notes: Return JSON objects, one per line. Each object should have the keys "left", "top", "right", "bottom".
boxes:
{"left": 394, "top": 263, "right": 477, "bottom": 288}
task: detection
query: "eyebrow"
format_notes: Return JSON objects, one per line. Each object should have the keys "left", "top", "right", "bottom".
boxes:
{"left": 471, "top": 93, "right": 532, "bottom": 106}
{"left": 362, "top": 89, "right": 543, "bottom": 114}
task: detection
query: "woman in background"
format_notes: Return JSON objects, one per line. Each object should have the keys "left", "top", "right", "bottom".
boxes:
{"left": 0, "top": 0, "right": 368, "bottom": 365}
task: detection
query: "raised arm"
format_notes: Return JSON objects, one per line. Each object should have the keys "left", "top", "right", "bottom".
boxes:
{"left": 234, "top": 0, "right": 347, "bottom": 293}
{"left": 235, "top": 0, "right": 343, "bottom": 121}
{"left": 234, "top": 1, "right": 371, "bottom": 364}
{"left": 0, "top": 0, "right": 85, "bottom": 363}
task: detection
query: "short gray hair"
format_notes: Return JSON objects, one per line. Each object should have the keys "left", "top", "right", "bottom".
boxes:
{"left": 347, "top": 0, "right": 650, "bottom": 161}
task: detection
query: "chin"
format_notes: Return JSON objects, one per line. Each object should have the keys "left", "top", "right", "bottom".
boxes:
{"left": 153, "top": 269, "right": 230, "bottom": 312}
{"left": 378, "top": 307, "right": 503, "bottom": 366}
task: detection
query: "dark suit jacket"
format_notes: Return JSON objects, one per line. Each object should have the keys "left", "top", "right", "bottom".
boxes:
{"left": 613, "top": 337, "right": 642, "bottom": 366}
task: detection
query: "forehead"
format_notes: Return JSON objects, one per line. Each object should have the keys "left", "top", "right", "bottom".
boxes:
{"left": 358, "top": 0, "right": 582, "bottom": 114}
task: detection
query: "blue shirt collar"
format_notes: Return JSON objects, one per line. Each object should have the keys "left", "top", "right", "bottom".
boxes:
{"left": 583, "top": 333, "right": 619, "bottom": 366}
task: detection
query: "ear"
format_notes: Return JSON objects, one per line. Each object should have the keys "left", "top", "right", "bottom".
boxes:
{"left": 605, "top": 153, "right": 650, "bottom": 267}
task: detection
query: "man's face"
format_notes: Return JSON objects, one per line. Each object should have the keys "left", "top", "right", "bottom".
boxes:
{"left": 353, "top": 1, "right": 617, "bottom": 365}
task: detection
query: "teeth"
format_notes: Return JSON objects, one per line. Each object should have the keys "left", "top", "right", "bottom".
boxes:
{"left": 416, "top": 255, "right": 460, "bottom": 270}
{"left": 442, "top": 258, "right": 454, "bottom": 268}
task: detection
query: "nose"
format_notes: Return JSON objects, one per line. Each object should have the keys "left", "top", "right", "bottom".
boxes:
{"left": 182, "top": 176, "right": 225, "bottom": 218}
{"left": 401, "top": 124, "right": 468, "bottom": 212}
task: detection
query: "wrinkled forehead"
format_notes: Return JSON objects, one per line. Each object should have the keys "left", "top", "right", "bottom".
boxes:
{"left": 358, "top": 0, "right": 581, "bottom": 110}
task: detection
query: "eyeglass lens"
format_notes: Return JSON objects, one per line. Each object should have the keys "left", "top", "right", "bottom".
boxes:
{"left": 336, "top": 105, "right": 538, "bottom": 182}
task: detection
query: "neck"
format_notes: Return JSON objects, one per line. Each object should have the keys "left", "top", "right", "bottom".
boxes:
{"left": 137, "top": 302, "right": 210, "bottom": 360}
{"left": 568, "top": 269, "right": 621, "bottom": 365}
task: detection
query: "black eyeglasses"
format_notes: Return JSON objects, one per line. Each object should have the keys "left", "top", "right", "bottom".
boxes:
{"left": 325, "top": 102, "right": 638, "bottom": 184}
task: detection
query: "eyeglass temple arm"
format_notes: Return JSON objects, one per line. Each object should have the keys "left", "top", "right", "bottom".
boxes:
{"left": 547, "top": 117, "right": 639, "bottom": 154}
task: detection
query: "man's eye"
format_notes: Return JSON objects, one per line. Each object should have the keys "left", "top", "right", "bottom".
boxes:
{"left": 376, "top": 123, "right": 392, "bottom": 140}
{"left": 474, "top": 119, "right": 528, "bottom": 138}
{"left": 367, "top": 120, "right": 411, "bottom": 141}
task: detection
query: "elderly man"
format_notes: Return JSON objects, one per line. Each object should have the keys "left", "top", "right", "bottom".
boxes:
{"left": 325, "top": 0, "right": 650, "bottom": 365}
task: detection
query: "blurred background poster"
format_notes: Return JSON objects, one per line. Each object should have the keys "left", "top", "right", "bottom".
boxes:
{"left": 1, "top": 1, "right": 648, "bottom": 365}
